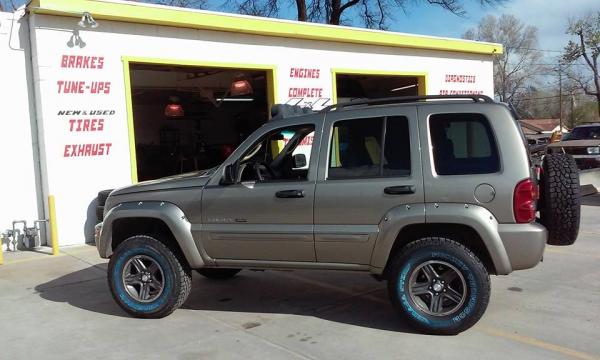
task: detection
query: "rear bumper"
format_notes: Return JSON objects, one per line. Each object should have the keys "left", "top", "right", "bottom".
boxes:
{"left": 498, "top": 222, "right": 547, "bottom": 271}
{"left": 572, "top": 155, "right": 600, "bottom": 169}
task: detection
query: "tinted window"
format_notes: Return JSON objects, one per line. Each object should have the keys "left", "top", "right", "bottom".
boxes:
{"left": 328, "top": 116, "right": 411, "bottom": 179}
{"left": 384, "top": 117, "right": 411, "bottom": 176}
{"left": 430, "top": 113, "right": 499, "bottom": 175}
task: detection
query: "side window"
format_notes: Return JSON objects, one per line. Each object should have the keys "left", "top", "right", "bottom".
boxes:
{"left": 328, "top": 116, "right": 411, "bottom": 179}
{"left": 383, "top": 117, "right": 411, "bottom": 176}
{"left": 237, "top": 124, "right": 315, "bottom": 182}
{"left": 429, "top": 113, "right": 499, "bottom": 175}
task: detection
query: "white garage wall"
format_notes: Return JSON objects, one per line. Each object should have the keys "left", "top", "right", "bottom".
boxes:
{"left": 30, "top": 13, "right": 494, "bottom": 246}
{"left": 0, "top": 11, "right": 43, "bottom": 244}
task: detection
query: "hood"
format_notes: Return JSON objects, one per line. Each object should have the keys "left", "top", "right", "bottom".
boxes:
{"left": 548, "top": 139, "right": 600, "bottom": 148}
{"left": 111, "top": 169, "right": 214, "bottom": 196}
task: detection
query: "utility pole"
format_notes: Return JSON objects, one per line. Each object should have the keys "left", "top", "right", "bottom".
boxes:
{"left": 570, "top": 93, "right": 575, "bottom": 128}
{"left": 558, "top": 62, "right": 563, "bottom": 133}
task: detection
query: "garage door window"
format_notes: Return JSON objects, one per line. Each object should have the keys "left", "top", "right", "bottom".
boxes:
{"left": 429, "top": 113, "right": 499, "bottom": 175}
{"left": 328, "top": 116, "right": 411, "bottom": 179}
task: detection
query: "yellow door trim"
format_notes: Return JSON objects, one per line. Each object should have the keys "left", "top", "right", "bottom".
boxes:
{"left": 121, "top": 56, "right": 278, "bottom": 184}
{"left": 331, "top": 69, "right": 428, "bottom": 104}
{"left": 29, "top": 0, "right": 502, "bottom": 55}
{"left": 122, "top": 59, "right": 138, "bottom": 183}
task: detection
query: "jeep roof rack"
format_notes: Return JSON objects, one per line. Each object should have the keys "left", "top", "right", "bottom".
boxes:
{"left": 320, "top": 95, "right": 495, "bottom": 112}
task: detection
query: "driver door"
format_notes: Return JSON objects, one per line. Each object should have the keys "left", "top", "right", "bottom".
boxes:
{"left": 201, "top": 118, "right": 322, "bottom": 262}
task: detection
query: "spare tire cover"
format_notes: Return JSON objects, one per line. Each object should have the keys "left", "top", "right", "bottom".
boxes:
{"left": 539, "top": 153, "right": 580, "bottom": 246}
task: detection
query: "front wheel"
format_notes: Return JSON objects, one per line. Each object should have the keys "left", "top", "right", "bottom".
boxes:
{"left": 108, "top": 235, "right": 192, "bottom": 318}
{"left": 387, "top": 237, "right": 490, "bottom": 335}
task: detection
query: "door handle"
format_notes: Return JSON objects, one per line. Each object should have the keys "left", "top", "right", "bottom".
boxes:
{"left": 384, "top": 185, "right": 416, "bottom": 195}
{"left": 276, "top": 190, "right": 305, "bottom": 198}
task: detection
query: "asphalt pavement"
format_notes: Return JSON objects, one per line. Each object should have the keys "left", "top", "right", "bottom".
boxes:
{"left": 1, "top": 197, "right": 599, "bottom": 360}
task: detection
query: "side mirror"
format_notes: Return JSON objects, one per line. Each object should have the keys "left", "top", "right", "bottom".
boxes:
{"left": 293, "top": 154, "right": 307, "bottom": 168}
{"left": 220, "top": 164, "right": 236, "bottom": 185}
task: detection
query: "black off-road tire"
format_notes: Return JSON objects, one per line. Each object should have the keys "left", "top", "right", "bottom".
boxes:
{"left": 539, "top": 153, "right": 580, "bottom": 246}
{"left": 97, "top": 189, "right": 113, "bottom": 206}
{"left": 108, "top": 236, "right": 192, "bottom": 318}
{"left": 387, "top": 237, "right": 490, "bottom": 335}
{"left": 196, "top": 268, "right": 241, "bottom": 280}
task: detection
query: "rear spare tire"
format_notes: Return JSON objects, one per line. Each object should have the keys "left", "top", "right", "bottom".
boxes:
{"left": 539, "top": 153, "right": 580, "bottom": 246}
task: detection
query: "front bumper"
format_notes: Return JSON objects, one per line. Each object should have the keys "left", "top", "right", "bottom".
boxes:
{"left": 94, "top": 222, "right": 105, "bottom": 257}
{"left": 498, "top": 222, "right": 547, "bottom": 271}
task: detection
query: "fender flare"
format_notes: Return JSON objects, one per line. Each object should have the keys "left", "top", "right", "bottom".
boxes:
{"left": 97, "top": 201, "right": 206, "bottom": 268}
{"left": 370, "top": 203, "right": 512, "bottom": 275}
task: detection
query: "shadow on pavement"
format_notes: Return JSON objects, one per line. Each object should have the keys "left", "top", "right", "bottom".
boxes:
{"left": 34, "top": 265, "right": 417, "bottom": 333}
{"left": 34, "top": 263, "right": 125, "bottom": 317}
{"left": 581, "top": 193, "right": 600, "bottom": 206}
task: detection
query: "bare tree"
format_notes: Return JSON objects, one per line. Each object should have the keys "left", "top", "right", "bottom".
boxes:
{"left": 463, "top": 14, "right": 543, "bottom": 109}
{"left": 562, "top": 12, "right": 600, "bottom": 117}
{"left": 231, "top": 0, "right": 503, "bottom": 29}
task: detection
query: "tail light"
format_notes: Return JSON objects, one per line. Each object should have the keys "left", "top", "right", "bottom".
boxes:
{"left": 514, "top": 179, "right": 538, "bottom": 223}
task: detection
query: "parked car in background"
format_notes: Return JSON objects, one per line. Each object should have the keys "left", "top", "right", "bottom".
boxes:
{"left": 547, "top": 123, "right": 600, "bottom": 169}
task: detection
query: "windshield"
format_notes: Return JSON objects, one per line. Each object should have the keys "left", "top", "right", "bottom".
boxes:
{"left": 570, "top": 126, "right": 600, "bottom": 140}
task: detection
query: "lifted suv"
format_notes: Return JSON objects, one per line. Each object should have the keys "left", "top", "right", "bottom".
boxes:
{"left": 96, "top": 95, "right": 580, "bottom": 334}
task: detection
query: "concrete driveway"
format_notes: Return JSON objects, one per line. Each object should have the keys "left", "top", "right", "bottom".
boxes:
{"left": 1, "top": 199, "right": 600, "bottom": 360}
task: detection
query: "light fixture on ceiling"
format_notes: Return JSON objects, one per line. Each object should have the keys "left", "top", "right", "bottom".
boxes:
{"left": 229, "top": 79, "right": 253, "bottom": 97}
{"left": 78, "top": 12, "right": 98, "bottom": 29}
{"left": 390, "top": 84, "right": 417, "bottom": 92}
{"left": 165, "top": 96, "right": 185, "bottom": 118}
{"left": 216, "top": 98, "right": 254, "bottom": 102}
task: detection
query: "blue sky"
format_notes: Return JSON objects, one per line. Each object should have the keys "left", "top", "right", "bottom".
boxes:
{"left": 5, "top": 0, "right": 598, "bottom": 59}
{"left": 390, "top": 0, "right": 599, "bottom": 58}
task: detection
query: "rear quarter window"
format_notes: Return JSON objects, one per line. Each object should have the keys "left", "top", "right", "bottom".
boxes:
{"left": 429, "top": 113, "right": 500, "bottom": 175}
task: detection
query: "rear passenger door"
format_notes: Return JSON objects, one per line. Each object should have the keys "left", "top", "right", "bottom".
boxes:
{"left": 418, "top": 105, "right": 516, "bottom": 223}
{"left": 314, "top": 106, "right": 424, "bottom": 264}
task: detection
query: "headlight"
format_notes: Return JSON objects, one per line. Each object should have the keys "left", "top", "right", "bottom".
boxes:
{"left": 587, "top": 147, "right": 600, "bottom": 154}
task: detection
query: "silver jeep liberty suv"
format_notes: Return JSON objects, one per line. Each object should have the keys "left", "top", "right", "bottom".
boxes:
{"left": 95, "top": 95, "right": 580, "bottom": 335}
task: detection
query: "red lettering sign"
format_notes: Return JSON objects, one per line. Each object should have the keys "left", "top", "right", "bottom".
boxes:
{"left": 289, "top": 68, "right": 321, "bottom": 79}
{"left": 288, "top": 87, "right": 323, "bottom": 98}
{"left": 60, "top": 55, "right": 105, "bottom": 69}
{"left": 444, "top": 74, "right": 476, "bottom": 83}
{"left": 68, "top": 119, "right": 105, "bottom": 132}
{"left": 63, "top": 143, "right": 112, "bottom": 157}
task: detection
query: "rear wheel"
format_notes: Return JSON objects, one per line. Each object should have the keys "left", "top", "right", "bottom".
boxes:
{"left": 539, "top": 153, "right": 580, "bottom": 246}
{"left": 387, "top": 237, "right": 490, "bottom": 335}
{"left": 108, "top": 235, "right": 191, "bottom": 318}
{"left": 196, "top": 268, "right": 241, "bottom": 280}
